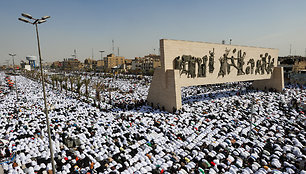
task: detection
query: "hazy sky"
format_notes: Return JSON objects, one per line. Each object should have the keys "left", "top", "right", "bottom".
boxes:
{"left": 0, "top": 0, "right": 305, "bottom": 65}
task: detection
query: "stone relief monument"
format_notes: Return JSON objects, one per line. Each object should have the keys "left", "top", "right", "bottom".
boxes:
{"left": 147, "top": 39, "right": 284, "bottom": 112}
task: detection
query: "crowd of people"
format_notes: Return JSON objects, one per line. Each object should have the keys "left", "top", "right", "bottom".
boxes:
{"left": 0, "top": 71, "right": 305, "bottom": 174}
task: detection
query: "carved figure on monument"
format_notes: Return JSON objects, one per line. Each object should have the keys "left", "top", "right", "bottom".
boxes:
{"left": 236, "top": 50, "right": 246, "bottom": 75}
{"left": 255, "top": 60, "right": 262, "bottom": 75}
{"left": 266, "top": 56, "right": 274, "bottom": 74}
{"left": 180, "top": 55, "right": 191, "bottom": 76}
{"left": 196, "top": 57, "right": 203, "bottom": 77}
{"left": 226, "top": 49, "right": 237, "bottom": 75}
{"left": 218, "top": 48, "right": 230, "bottom": 77}
{"left": 208, "top": 49, "right": 215, "bottom": 73}
{"left": 246, "top": 58, "right": 255, "bottom": 74}
{"left": 200, "top": 56, "right": 208, "bottom": 77}
{"left": 173, "top": 56, "right": 181, "bottom": 70}
{"left": 188, "top": 57, "right": 196, "bottom": 78}
{"left": 260, "top": 53, "right": 268, "bottom": 75}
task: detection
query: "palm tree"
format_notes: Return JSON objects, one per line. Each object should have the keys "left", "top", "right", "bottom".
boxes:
{"left": 30, "top": 71, "right": 36, "bottom": 80}
{"left": 83, "top": 78, "right": 91, "bottom": 100}
{"left": 69, "top": 76, "right": 75, "bottom": 92}
{"left": 63, "top": 76, "right": 68, "bottom": 95}
{"left": 51, "top": 75, "right": 57, "bottom": 89}
{"left": 109, "top": 86, "right": 112, "bottom": 104}
{"left": 93, "top": 81, "right": 103, "bottom": 108}
{"left": 35, "top": 72, "right": 40, "bottom": 82}
{"left": 44, "top": 74, "right": 49, "bottom": 84}
{"left": 58, "top": 76, "right": 63, "bottom": 91}
{"left": 54, "top": 75, "right": 59, "bottom": 89}
{"left": 76, "top": 77, "right": 83, "bottom": 99}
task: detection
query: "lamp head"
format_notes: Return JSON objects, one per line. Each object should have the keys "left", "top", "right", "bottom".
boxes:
{"left": 38, "top": 19, "right": 46, "bottom": 24}
{"left": 18, "top": 17, "right": 31, "bottom": 23}
{"left": 21, "top": 13, "right": 33, "bottom": 19}
{"left": 41, "top": 16, "right": 50, "bottom": 20}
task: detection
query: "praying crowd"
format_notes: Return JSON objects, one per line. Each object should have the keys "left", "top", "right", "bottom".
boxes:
{"left": 0, "top": 72, "right": 305, "bottom": 174}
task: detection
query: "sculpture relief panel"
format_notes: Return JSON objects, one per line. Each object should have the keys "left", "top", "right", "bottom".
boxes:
{"left": 173, "top": 48, "right": 275, "bottom": 78}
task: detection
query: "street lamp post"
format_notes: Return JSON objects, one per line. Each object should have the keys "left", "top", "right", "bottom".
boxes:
{"left": 99, "top": 50, "right": 105, "bottom": 61}
{"left": 9, "top": 53, "right": 19, "bottom": 101}
{"left": 249, "top": 97, "right": 255, "bottom": 139}
{"left": 18, "top": 13, "right": 56, "bottom": 173}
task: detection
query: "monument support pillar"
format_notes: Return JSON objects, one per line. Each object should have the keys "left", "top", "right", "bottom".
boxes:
{"left": 252, "top": 67, "right": 284, "bottom": 92}
{"left": 147, "top": 68, "right": 181, "bottom": 112}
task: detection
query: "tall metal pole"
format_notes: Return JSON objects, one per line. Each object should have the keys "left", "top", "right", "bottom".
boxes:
{"left": 249, "top": 97, "right": 254, "bottom": 138}
{"left": 35, "top": 23, "right": 56, "bottom": 173}
{"left": 99, "top": 51, "right": 104, "bottom": 61}
{"left": 109, "top": 88, "right": 112, "bottom": 105}
{"left": 9, "top": 54, "right": 19, "bottom": 101}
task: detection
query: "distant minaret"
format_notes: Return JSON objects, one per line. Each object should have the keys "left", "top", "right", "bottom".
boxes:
{"left": 117, "top": 47, "right": 119, "bottom": 56}
{"left": 290, "top": 44, "right": 292, "bottom": 56}
{"left": 74, "top": 49, "right": 77, "bottom": 59}
{"left": 112, "top": 40, "right": 114, "bottom": 55}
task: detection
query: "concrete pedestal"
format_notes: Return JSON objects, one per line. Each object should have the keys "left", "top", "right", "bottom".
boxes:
{"left": 252, "top": 67, "right": 284, "bottom": 92}
{"left": 147, "top": 68, "right": 182, "bottom": 112}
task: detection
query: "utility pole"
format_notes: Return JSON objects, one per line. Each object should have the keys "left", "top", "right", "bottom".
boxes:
{"left": 109, "top": 88, "right": 112, "bottom": 104}
{"left": 18, "top": 13, "right": 56, "bottom": 173}
{"left": 9, "top": 53, "right": 19, "bottom": 101}
{"left": 99, "top": 51, "right": 105, "bottom": 61}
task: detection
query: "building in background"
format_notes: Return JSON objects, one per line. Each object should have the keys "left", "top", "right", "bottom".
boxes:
{"left": 104, "top": 54, "right": 125, "bottom": 71}
{"left": 279, "top": 56, "right": 306, "bottom": 85}
{"left": 51, "top": 61, "right": 62, "bottom": 69}
{"left": 131, "top": 54, "right": 161, "bottom": 73}
{"left": 84, "top": 58, "right": 97, "bottom": 71}
{"left": 124, "top": 59, "right": 133, "bottom": 70}
{"left": 142, "top": 54, "right": 161, "bottom": 72}
{"left": 96, "top": 60, "right": 104, "bottom": 71}
{"left": 131, "top": 57, "right": 143, "bottom": 71}
{"left": 62, "top": 58, "right": 83, "bottom": 71}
